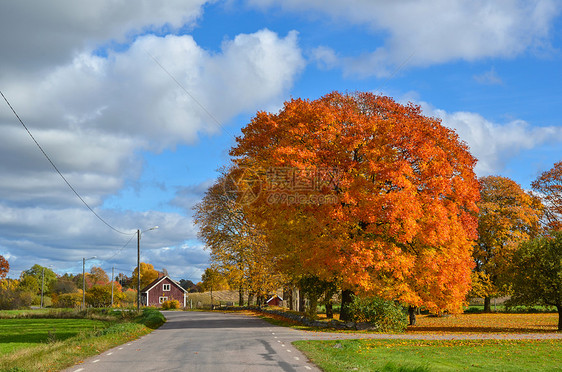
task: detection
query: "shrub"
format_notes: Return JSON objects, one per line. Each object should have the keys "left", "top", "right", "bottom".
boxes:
{"left": 140, "top": 308, "right": 166, "bottom": 328}
{"left": 348, "top": 295, "right": 407, "bottom": 332}
{"left": 0, "top": 287, "right": 34, "bottom": 310}
{"left": 161, "top": 299, "right": 181, "bottom": 310}
{"left": 52, "top": 292, "right": 83, "bottom": 308}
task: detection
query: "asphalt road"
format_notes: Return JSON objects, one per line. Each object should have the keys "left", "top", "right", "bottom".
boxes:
{"left": 64, "top": 310, "right": 562, "bottom": 372}
{"left": 64, "top": 311, "right": 320, "bottom": 372}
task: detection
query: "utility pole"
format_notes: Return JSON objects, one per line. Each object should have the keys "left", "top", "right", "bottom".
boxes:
{"left": 136, "top": 226, "right": 158, "bottom": 312}
{"left": 40, "top": 267, "right": 45, "bottom": 308}
{"left": 111, "top": 266, "right": 114, "bottom": 307}
{"left": 137, "top": 229, "right": 141, "bottom": 311}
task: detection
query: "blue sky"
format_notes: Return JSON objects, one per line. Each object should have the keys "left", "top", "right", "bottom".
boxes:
{"left": 1, "top": 0, "right": 561, "bottom": 283}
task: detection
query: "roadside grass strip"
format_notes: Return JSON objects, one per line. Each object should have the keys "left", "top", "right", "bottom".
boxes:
{"left": 0, "top": 309, "right": 165, "bottom": 372}
{"left": 294, "top": 339, "right": 562, "bottom": 372}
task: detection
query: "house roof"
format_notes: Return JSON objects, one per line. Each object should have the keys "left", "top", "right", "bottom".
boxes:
{"left": 140, "top": 275, "right": 187, "bottom": 294}
{"left": 266, "top": 294, "right": 283, "bottom": 303}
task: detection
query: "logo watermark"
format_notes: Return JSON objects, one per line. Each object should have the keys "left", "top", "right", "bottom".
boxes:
{"left": 223, "top": 166, "right": 341, "bottom": 206}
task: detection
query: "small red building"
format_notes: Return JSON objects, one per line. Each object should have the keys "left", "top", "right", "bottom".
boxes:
{"left": 140, "top": 275, "right": 187, "bottom": 308}
{"left": 266, "top": 294, "right": 283, "bottom": 307}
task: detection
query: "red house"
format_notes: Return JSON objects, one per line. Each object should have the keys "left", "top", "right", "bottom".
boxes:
{"left": 140, "top": 275, "right": 187, "bottom": 308}
{"left": 266, "top": 294, "right": 283, "bottom": 307}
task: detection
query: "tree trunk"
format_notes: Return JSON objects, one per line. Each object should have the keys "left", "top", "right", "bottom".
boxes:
{"left": 238, "top": 286, "right": 244, "bottom": 307}
{"left": 484, "top": 296, "right": 491, "bottom": 312}
{"left": 325, "top": 302, "right": 333, "bottom": 319}
{"left": 298, "top": 292, "right": 306, "bottom": 313}
{"left": 306, "top": 296, "right": 319, "bottom": 319}
{"left": 247, "top": 292, "right": 254, "bottom": 306}
{"left": 339, "top": 289, "right": 354, "bottom": 321}
{"left": 557, "top": 305, "right": 561, "bottom": 331}
{"left": 284, "top": 287, "right": 292, "bottom": 309}
{"left": 408, "top": 306, "right": 417, "bottom": 326}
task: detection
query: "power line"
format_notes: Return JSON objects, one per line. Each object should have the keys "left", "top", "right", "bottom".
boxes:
{"left": 0, "top": 89, "right": 134, "bottom": 236}
{"left": 143, "top": 49, "right": 235, "bottom": 139}
{"left": 101, "top": 233, "right": 137, "bottom": 261}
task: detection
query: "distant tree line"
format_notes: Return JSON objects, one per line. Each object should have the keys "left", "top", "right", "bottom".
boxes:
{"left": 0, "top": 260, "right": 203, "bottom": 310}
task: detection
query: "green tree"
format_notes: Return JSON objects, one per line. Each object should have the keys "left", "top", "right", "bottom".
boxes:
{"left": 17, "top": 275, "right": 39, "bottom": 294}
{"left": 20, "top": 264, "right": 57, "bottom": 295}
{"left": 474, "top": 176, "right": 543, "bottom": 311}
{"left": 508, "top": 232, "right": 562, "bottom": 330}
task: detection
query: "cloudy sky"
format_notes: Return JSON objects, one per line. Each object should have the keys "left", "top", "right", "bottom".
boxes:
{"left": 1, "top": 0, "right": 561, "bottom": 282}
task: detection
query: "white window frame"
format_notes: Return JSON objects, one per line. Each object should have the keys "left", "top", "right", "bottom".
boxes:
{"left": 163, "top": 284, "right": 171, "bottom": 291}
{"left": 159, "top": 296, "right": 168, "bottom": 304}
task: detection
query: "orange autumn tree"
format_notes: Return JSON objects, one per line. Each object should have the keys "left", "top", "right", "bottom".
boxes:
{"left": 0, "top": 255, "right": 8, "bottom": 280}
{"left": 532, "top": 160, "right": 562, "bottom": 231}
{"left": 230, "top": 91, "right": 480, "bottom": 319}
{"left": 473, "top": 176, "right": 543, "bottom": 312}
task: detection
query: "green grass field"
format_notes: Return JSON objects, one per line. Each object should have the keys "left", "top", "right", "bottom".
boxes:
{"left": 0, "top": 308, "right": 165, "bottom": 372}
{"left": 294, "top": 339, "right": 562, "bottom": 371}
{"left": 0, "top": 318, "right": 109, "bottom": 355}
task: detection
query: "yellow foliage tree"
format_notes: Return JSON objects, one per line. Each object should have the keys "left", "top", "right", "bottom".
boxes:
{"left": 474, "top": 175, "right": 543, "bottom": 311}
{"left": 194, "top": 169, "right": 283, "bottom": 306}
{"left": 131, "top": 262, "right": 159, "bottom": 289}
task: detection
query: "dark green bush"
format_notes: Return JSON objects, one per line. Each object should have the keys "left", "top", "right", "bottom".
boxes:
{"left": 348, "top": 296, "right": 407, "bottom": 332}
{"left": 139, "top": 308, "right": 166, "bottom": 329}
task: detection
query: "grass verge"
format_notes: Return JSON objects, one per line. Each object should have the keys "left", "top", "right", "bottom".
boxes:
{"left": 0, "top": 308, "right": 165, "bottom": 372}
{"left": 294, "top": 339, "right": 562, "bottom": 371}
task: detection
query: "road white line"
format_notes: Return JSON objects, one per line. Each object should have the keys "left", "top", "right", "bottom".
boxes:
{"left": 106, "top": 352, "right": 113, "bottom": 355}
{"left": 92, "top": 359, "right": 100, "bottom": 363}
{"left": 305, "top": 366, "right": 312, "bottom": 370}
{"left": 294, "top": 357, "right": 300, "bottom": 361}
{"left": 118, "top": 347, "right": 123, "bottom": 350}
{"left": 73, "top": 369, "right": 84, "bottom": 372}
{"left": 287, "top": 349, "right": 292, "bottom": 353}
{"left": 281, "top": 344, "right": 285, "bottom": 347}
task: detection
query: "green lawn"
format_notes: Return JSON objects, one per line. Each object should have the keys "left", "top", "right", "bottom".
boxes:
{"left": 0, "top": 308, "right": 165, "bottom": 371}
{"left": 294, "top": 339, "right": 562, "bottom": 371}
{"left": 0, "top": 318, "right": 109, "bottom": 355}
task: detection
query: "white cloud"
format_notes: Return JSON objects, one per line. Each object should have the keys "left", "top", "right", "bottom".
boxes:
{"left": 473, "top": 67, "right": 503, "bottom": 85}
{"left": 0, "top": 6, "right": 304, "bottom": 279}
{"left": 249, "top": 0, "right": 561, "bottom": 77}
{"left": 0, "top": 0, "right": 210, "bottom": 74}
{"left": 0, "top": 29, "right": 304, "bottom": 207}
{"left": 419, "top": 102, "right": 562, "bottom": 176}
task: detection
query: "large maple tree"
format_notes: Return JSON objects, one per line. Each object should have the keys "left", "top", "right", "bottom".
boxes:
{"left": 230, "top": 91, "right": 480, "bottom": 313}
{"left": 532, "top": 160, "right": 562, "bottom": 231}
